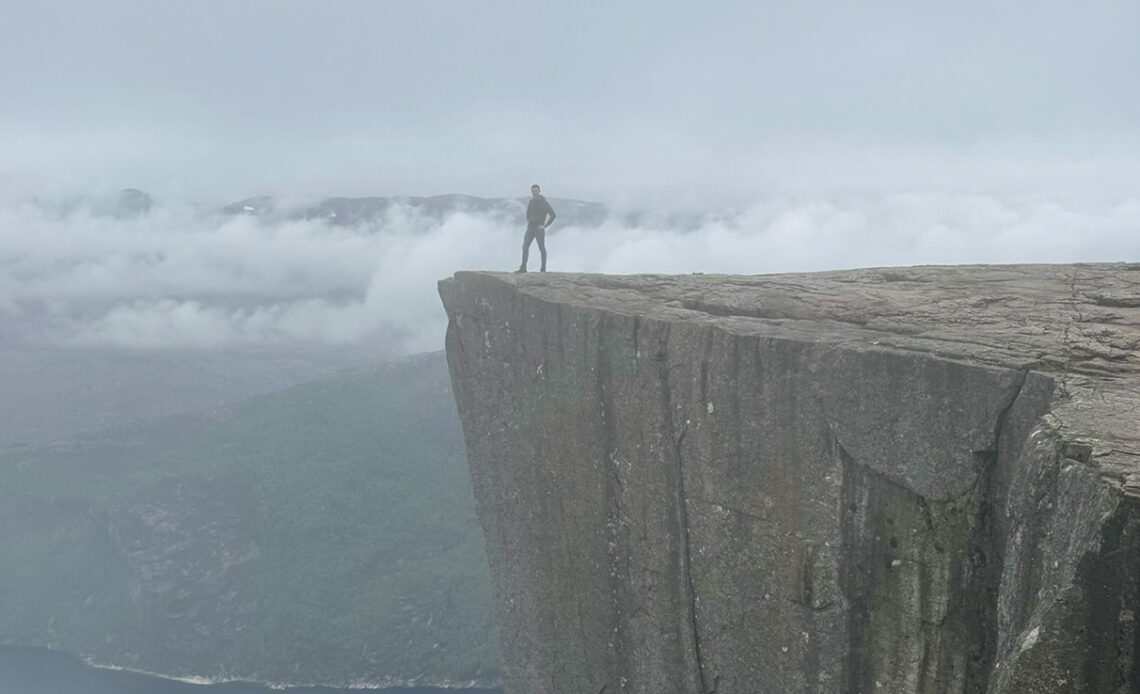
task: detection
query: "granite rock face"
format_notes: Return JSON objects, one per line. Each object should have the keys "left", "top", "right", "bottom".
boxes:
{"left": 439, "top": 264, "right": 1140, "bottom": 694}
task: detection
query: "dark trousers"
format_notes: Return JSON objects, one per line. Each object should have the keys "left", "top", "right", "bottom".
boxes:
{"left": 521, "top": 223, "right": 547, "bottom": 270}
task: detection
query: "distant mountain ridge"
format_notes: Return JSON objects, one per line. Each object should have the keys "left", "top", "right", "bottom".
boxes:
{"left": 22, "top": 189, "right": 609, "bottom": 228}
{"left": 28, "top": 188, "right": 155, "bottom": 220}
{"left": 218, "top": 193, "right": 609, "bottom": 228}
{"left": 22, "top": 189, "right": 723, "bottom": 232}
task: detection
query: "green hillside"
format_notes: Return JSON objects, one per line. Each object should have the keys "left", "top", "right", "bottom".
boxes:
{"left": 0, "top": 351, "right": 497, "bottom": 686}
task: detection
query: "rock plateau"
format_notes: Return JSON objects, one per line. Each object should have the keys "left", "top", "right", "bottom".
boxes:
{"left": 440, "top": 264, "right": 1140, "bottom": 694}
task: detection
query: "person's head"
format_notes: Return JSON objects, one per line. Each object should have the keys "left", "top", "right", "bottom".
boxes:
{"left": 531, "top": 184, "right": 541, "bottom": 197}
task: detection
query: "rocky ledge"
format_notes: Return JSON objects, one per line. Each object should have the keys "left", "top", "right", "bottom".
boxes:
{"left": 439, "top": 264, "right": 1140, "bottom": 694}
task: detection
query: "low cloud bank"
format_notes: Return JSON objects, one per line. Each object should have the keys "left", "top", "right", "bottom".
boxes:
{"left": 2, "top": 188, "right": 1138, "bottom": 355}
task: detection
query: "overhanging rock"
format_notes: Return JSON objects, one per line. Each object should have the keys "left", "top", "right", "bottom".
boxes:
{"left": 439, "top": 264, "right": 1140, "bottom": 694}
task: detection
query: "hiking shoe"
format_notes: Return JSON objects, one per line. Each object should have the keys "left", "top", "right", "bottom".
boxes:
{"left": 514, "top": 266, "right": 527, "bottom": 273}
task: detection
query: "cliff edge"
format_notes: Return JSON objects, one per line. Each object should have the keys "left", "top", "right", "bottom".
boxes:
{"left": 439, "top": 264, "right": 1140, "bottom": 694}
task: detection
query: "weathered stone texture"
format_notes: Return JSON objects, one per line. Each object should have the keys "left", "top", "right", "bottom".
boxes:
{"left": 440, "top": 264, "right": 1140, "bottom": 694}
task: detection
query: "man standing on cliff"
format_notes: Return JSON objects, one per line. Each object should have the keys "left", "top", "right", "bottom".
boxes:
{"left": 517, "top": 183, "right": 556, "bottom": 273}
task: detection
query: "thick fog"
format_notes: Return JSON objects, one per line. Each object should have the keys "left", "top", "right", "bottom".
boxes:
{"left": 2, "top": 1, "right": 1139, "bottom": 354}
{"left": 3, "top": 185, "right": 1137, "bottom": 354}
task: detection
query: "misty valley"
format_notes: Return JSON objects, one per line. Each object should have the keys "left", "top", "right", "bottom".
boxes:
{"left": 0, "top": 188, "right": 717, "bottom": 693}
{"left": 0, "top": 347, "right": 500, "bottom": 691}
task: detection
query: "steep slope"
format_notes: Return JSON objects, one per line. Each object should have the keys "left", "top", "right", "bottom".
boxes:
{"left": 0, "top": 344, "right": 379, "bottom": 446}
{"left": 440, "top": 265, "right": 1140, "bottom": 694}
{"left": 0, "top": 352, "right": 497, "bottom": 688}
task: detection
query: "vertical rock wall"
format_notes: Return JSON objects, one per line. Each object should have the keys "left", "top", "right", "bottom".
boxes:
{"left": 440, "top": 267, "right": 1140, "bottom": 694}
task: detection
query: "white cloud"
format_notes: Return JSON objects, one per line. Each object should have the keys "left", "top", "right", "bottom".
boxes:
{"left": 3, "top": 168, "right": 1138, "bottom": 357}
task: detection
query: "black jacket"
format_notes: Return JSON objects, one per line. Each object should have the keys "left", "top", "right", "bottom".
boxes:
{"left": 526, "top": 195, "right": 556, "bottom": 227}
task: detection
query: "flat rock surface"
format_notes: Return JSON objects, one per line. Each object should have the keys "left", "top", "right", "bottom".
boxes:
{"left": 464, "top": 263, "right": 1140, "bottom": 485}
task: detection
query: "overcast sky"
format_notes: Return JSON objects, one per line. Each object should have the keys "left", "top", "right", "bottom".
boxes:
{"left": 3, "top": 0, "right": 1139, "bottom": 202}
{"left": 3, "top": 1, "right": 1139, "bottom": 355}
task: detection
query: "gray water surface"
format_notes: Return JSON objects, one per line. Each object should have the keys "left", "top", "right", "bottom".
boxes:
{"left": 0, "top": 646, "right": 501, "bottom": 694}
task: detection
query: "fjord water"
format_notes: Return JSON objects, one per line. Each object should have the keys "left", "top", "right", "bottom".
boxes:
{"left": 0, "top": 646, "right": 502, "bottom": 694}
